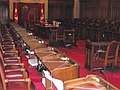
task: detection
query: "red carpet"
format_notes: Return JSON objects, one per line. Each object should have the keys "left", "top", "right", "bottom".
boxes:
{"left": 57, "top": 40, "right": 120, "bottom": 89}
{"left": 19, "top": 40, "right": 120, "bottom": 89}
{"left": 20, "top": 54, "right": 45, "bottom": 90}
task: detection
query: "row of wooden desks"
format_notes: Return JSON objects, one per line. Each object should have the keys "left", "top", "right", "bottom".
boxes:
{"left": 10, "top": 22, "right": 80, "bottom": 90}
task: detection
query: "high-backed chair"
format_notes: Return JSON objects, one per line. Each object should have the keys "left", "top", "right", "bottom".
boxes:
{"left": 64, "top": 29, "right": 75, "bottom": 46}
{"left": 0, "top": 42, "right": 16, "bottom": 52}
{"left": 0, "top": 47, "right": 18, "bottom": 58}
{"left": 0, "top": 61, "right": 36, "bottom": 90}
{"left": 55, "top": 26, "right": 65, "bottom": 42}
{"left": 94, "top": 41, "right": 119, "bottom": 70}
{"left": 0, "top": 50, "right": 23, "bottom": 69}
{"left": 50, "top": 26, "right": 65, "bottom": 46}
{"left": 0, "top": 60, "right": 28, "bottom": 79}
{"left": 0, "top": 33, "right": 13, "bottom": 42}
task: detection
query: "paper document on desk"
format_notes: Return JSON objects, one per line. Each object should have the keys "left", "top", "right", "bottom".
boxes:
{"left": 43, "top": 70, "right": 64, "bottom": 90}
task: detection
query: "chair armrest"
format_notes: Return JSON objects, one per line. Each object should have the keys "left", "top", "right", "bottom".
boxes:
{"left": 6, "top": 74, "right": 23, "bottom": 78}
{"left": 4, "top": 57, "right": 21, "bottom": 63}
{"left": 4, "top": 60, "right": 19, "bottom": 63}
{"left": 2, "top": 41, "right": 14, "bottom": 45}
{"left": 5, "top": 68, "right": 26, "bottom": 73}
{"left": 2, "top": 44, "right": 16, "bottom": 51}
{"left": 5, "top": 68, "right": 28, "bottom": 78}
{"left": 4, "top": 57, "right": 20, "bottom": 60}
{"left": 2, "top": 44, "right": 15, "bottom": 47}
{"left": 2, "top": 39, "right": 13, "bottom": 42}
{"left": 4, "top": 63, "right": 24, "bottom": 68}
{"left": 4, "top": 59, "right": 19, "bottom": 62}
{"left": 6, "top": 78, "right": 31, "bottom": 83}
{"left": 2, "top": 47, "right": 16, "bottom": 51}
{"left": 2, "top": 34, "right": 11, "bottom": 37}
{"left": 3, "top": 50, "right": 18, "bottom": 57}
{"left": 3, "top": 50, "right": 18, "bottom": 53}
{"left": 3, "top": 37, "right": 13, "bottom": 40}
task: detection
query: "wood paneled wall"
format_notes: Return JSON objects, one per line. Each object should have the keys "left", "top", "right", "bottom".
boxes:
{"left": 0, "top": 0, "right": 9, "bottom": 21}
{"left": 80, "top": 0, "right": 120, "bottom": 21}
{"left": 48, "top": 0, "right": 74, "bottom": 23}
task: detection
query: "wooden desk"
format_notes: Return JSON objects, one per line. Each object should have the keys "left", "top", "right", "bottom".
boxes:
{"left": 35, "top": 24, "right": 58, "bottom": 39}
{"left": 14, "top": 29, "right": 46, "bottom": 50}
{"left": 85, "top": 41, "right": 109, "bottom": 71}
{"left": 36, "top": 51, "right": 61, "bottom": 61}
{"left": 42, "top": 60, "right": 79, "bottom": 90}
{"left": 64, "top": 74, "right": 119, "bottom": 90}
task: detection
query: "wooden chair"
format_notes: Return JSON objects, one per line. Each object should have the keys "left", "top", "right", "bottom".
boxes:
{"left": 64, "top": 29, "right": 75, "bottom": 46}
{"left": 0, "top": 50, "right": 22, "bottom": 67}
{"left": 0, "top": 42, "right": 16, "bottom": 52}
{"left": 0, "top": 61, "right": 36, "bottom": 90}
{"left": 50, "top": 26, "right": 65, "bottom": 46}
{"left": 55, "top": 26, "right": 65, "bottom": 42}
{"left": 0, "top": 60, "right": 28, "bottom": 79}
{"left": 94, "top": 41, "right": 119, "bottom": 71}
{"left": 0, "top": 40, "right": 18, "bottom": 58}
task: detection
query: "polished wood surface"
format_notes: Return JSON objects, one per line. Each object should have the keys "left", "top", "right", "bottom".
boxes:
{"left": 43, "top": 60, "right": 79, "bottom": 90}
{"left": 64, "top": 75, "right": 119, "bottom": 90}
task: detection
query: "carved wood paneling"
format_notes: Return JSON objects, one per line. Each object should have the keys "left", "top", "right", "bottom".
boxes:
{"left": 48, "top": 0, "right": 74, "bottom": 23}
{"left": 80, "top": 0, "right": 120, "bottom": 21}
{"left": 0, "top": 0, "right": 9, "bottom": 21}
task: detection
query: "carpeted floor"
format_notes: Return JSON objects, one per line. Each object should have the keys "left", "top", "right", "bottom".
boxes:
{"left": 20, "top": 54, "right": 45, "bottom": 90}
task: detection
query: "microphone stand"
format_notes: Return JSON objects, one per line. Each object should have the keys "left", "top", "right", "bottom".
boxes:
{"left": 100, "top": 68, "right": 109, "bottom": 90}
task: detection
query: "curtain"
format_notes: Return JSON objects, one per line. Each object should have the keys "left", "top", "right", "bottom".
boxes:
{"left": 0, "top": 2, "right": 9, "bottom": 21}
{"left": 13, "top": 3, "right": 45, "bottom": 25}
{"left": 40, "top": 3, "right": 45, "bottom": 21}
{"left": 13, "top": 3, "right": 18, "bottom": 23}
